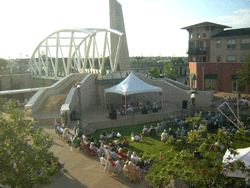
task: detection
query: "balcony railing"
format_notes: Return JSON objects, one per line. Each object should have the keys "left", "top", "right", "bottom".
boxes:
{"left": 187, "top": 47, "right": 207, "bottom": 55}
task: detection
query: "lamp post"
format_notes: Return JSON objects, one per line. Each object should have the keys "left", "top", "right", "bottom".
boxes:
{"left": 76, "top": 83, "right": 82, "bottom": 128}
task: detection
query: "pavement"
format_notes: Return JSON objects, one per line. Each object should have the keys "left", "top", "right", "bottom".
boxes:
{"left": 33, "top": 125, "right": 152, "bottom": 188}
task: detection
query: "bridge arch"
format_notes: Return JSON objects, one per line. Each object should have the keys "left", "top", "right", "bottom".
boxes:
{"left": 29, "top": 28, "right": 124, "bottom": 79}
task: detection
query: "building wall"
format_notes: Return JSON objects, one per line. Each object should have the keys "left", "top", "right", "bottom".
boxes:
{"left": 210, "top": 36, "right": 250, "bottom": 63}
{"left": 195, "top": 62, "right": 244, "bottom": 92}
{"left": 189, "top": 62, "right": 198, "bottom": 88}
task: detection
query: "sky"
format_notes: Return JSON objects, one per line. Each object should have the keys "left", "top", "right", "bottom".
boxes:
{"left": 0, "top": 0, "right": 249, "bottom": 59}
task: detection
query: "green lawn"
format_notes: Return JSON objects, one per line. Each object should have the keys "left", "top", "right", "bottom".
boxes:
{"left": 89, "top": 114, "right": 250, "bottom": 159}
{"left": 89, "top": 114, "right": 250, "bottom": 186}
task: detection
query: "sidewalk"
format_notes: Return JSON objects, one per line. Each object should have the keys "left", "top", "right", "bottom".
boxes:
{"left": 35, "top": 126, "right": 152, "bottom": 188}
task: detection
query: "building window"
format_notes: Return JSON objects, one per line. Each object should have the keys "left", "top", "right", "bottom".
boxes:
{"left": 227, "top": 56, "right": 236, "bottom": 62}
{"left": 227, "top": 39, "right": 236, "bottom": 49}
{"left": 190, "top": 34, "right": 194, "bottom": 39}
{"left": 241, "top": 38, "right": 250, "bottom": 49}
{"left": 199, "top": 56, "right": 206, "bottom": 62}
{"left": 192, "top": 56, "right": 196, "bottom": 62}
{"left": 216, "top": 56, "right": 221, "bottom": 62}
{"left": 204, "top": 74, "right": 218, "bottom": 90}
{"left": 216, "top": 40, "right": 221, "bottom": 48}
{"left": 241, "top": 55, "right": 247, "bottom": 62}
{"left": 203, "top": 33, "right": 206, "bottom": 38}
{"left": 197, "top": 34, "right": 201, "bottom": 39}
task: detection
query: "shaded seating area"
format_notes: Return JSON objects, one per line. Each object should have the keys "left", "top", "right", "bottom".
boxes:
{"left": 104, "top": 72, "right": 163, "bottom": 116}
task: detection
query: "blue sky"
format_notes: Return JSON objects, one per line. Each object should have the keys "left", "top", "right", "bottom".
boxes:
{"left": 0, "top": 0, "right": 249, "bottom": 59}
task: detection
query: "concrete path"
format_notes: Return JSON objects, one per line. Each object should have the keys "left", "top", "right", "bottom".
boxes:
{"left": 34, "top": 126, "right": 152, "bottom": 188}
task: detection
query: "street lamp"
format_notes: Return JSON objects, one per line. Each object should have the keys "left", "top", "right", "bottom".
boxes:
{"left": 76, "top": 83, "right": 82, "bottom": 128}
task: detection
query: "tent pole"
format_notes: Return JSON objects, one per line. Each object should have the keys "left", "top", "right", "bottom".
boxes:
{"left": 125, "top": 95, "right": 127, "bottom": 115}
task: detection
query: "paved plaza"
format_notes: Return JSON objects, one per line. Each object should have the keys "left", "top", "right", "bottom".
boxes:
{"left": 34, "top": 126, "right": 152, "bottom": 188}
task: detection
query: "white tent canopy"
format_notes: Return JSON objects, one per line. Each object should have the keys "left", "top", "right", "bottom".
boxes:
{"left": 105, "top": 72, "right": 162, "bottom": 95}
{"left": 223, "top": 147, "right": 250, "bottom": 168}
{"left": 104, "top": 72, "right": 163, "bottom": 112}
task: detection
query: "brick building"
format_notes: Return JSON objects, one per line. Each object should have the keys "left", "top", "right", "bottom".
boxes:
{"left": 182, "top": 22, "right": 250, "bottom": 93}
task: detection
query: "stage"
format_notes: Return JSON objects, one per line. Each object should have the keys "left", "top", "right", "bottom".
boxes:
{"left": 77, "top": 101, "right": 191, "bottom": 133}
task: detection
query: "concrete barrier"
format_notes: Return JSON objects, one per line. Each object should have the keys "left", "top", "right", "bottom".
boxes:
{"left": 25, "top": 73, "right": 85, "bottom": 116}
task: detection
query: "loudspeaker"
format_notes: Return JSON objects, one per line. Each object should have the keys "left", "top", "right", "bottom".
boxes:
{"left": 109, "top": 110, "right": 117, "bottom": 119}
{"left": 182, "top": 100, "right": 188, "bottom": 109}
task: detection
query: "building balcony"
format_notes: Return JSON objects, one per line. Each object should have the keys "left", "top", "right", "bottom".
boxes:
{"left": 187, "top": 47, "right": 207, "bottom": 55}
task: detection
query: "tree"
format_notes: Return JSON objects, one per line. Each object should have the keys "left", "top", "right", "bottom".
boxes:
{"left": 148, "top": 67, "right": 160, "bottom": 78}
{"left": 0, "top": 99, "right": 60, "bottom": 188}
{"left": 146, "top": 113, "right": 247, "bottom": 187}
{"left": 164, "top": 62, "right": 178, "bottom": 80}
{"left": 0, "top": 58, "right": 8, "bottom": 72}
{"left": 237, "top": 55, "right": 250, "bottom": 93}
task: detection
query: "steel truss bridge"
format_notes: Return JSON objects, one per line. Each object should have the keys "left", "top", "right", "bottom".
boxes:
{"left": 29, "top": 28, "right": 125, "bottom": 79}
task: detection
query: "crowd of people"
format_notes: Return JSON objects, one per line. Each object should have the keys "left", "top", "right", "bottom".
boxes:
{"left": 53, "top": 106, "right": 250, "bottom": 184}
{"left": 54, "top": 120, "right": 154, "bottom": 183}
{"left": 118, "top": 100, "right": 161, "bottom": 115}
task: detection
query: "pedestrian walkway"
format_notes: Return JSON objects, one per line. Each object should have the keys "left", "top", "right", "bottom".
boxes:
{"left": 34, "top": 126, "right": 151, "bottom": 188}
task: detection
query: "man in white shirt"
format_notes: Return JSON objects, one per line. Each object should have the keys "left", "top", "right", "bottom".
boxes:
{"left": 134, "top": 133, "right": 141, "bottom": 142}
{"left": 161, "top": 130, "right": 168, "bottom": 143}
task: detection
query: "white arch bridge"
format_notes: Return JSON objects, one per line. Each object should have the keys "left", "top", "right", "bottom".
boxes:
{"left": 29, "top": 28, "right": 126, "bottom": 79}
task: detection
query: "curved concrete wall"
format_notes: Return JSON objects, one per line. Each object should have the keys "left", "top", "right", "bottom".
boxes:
{"left": 99, "top": 72, "right": 213, "bottom": 109}
{"left": 25, "top": 73, "right": 85, "bottom": 115}
{"left": 61, "top": 74, "right": 98, "bottom": 126}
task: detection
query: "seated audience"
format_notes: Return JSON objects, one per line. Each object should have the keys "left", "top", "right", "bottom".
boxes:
{"left": 105, "top": 157, "right": 115, "bottom": 173}
{"left": 134, "top": 133, "right": 141, "bottom": 142}
{"left": 148, "top": 125, "right": 157, "bottom": 136}
{"left": 129, "top": 162, "right": 141, "bottom": 182}
{"left": 82, "top": 133, "right": 88, "bottom": 142}
{"left": 111, "top": 129, "right": 117, "bottom": 138}
{"left": 155, "top": 123, "right": 162, "bottom": 133}
{"left": 90, "top": 142, "right": 98, "bottom": 153}
{"left": 123, "top": 161, "right": 130, "bottom": 177}
{"left": 100, "top": 153, "right": 107, "bottom": 167}
{"left": 131, "top": 152, "right": 140, "bottom": 164}
{"left": 140, "top": 133, "right": 144, "bottom": 142}
{"left": 181, "top": 127, "right": 188, "bottom": 137}
{"left": 114, "top": 140, "right": 123, "bottom": 148}
{"left": 72, "top": 135, "right": 81, "bottom": 148}
{"left": 168, "top": 128, "right": 176, "bottom": 139}
{"left": 142, "top": 125, "right": 148, "bottom": 136}
{"left": 131, "top": 132, "right": 135, "bottom": 141}
{"left": 175, "top": 128, "right": 181, "bottom": 137}
{"left": 65, "top": 131, "right": 73, "bottom": 145}
{"left": 104, "top": 145, "right": 111, "bottom": 158}
{"left": 161, "top": 130, "right": 168, "bottom": 143}
{"left": 114, "top": 158, "right": 123, "bottom": 172}
{"left": 122, "top": 137, "right": 129, "bottom": 147}
{"left": 110, "top": 148, "right": 117, "bottom": 160}
{"left": 117, "top": 148, "right": 127, "bottom": 159}
{"left": 127, "top": 151, "right": 132, "bottom": 161}
{"left": 162, "top": 119, "right": 167, "bottom": 129}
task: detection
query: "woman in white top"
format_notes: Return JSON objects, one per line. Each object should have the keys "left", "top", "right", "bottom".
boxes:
{"left": 131, "top": 152, "right": 140, "bottom": 164}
